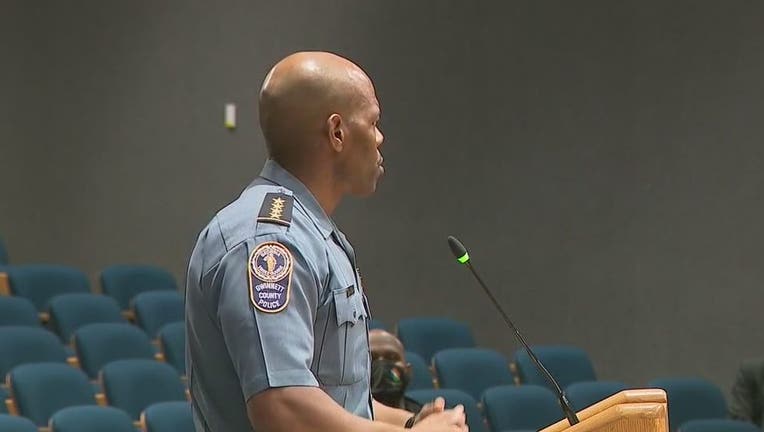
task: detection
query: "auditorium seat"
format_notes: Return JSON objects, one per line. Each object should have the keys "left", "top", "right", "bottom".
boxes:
{"left": 514, "top": 345, "right": 597, "bottom": 390}
{"left": 0, "top": 296, "right": 39, "bottom": 327}
{"left": 564, "top": 381, "right": 628, "bottom": 411}
{"left": 101, "top": 359, "right": 186, "bottom": 419}
{"left": 5, "top": 265, "right": 90, "bottom": 314}
{"left": 142, "top": 401, "right": 195, "bottom": 432}
{"left": 678, "top": 419, "right": 759, "bottom": 432}
{"left": 482, "top": 385, "right": 562, "bottom": 432}
{"left": 50, "top": 405, "right": 135, "bottom": 432}
{"left": 433, "top": 348, "right": 514, "bottom": 400}
{"left": 48, "top": 293, "right": 126, "bottom": 342}
{"left": 369, "top": 318, "right": 387, "bottom": 330}
{"left": 407, "top": 388, "right": 487, "bottom": 432}
{"left": 0, "top": 326, "right": 69, "bottom": 377}
{"left": 647, "top": 377, "right": 727, "bottom": 432}
{"left": 406, "top": 351, "right": 434, "bottom": 390}
{"left": 158, "top": 322, "right": 185, "bottom": 375}
{"left": 73, "top": 322, "right": 157, "bottom": 378}
{"left": 0, "top": 387, "right": 8, "bottom": 414}
{"left": 396, "top": 317, "right": 475, "bottom": 361}
{"left": 132, "top": 291, "right": 183, "bottom": 338}
{"left": 0, "top": 414, "right": 37, "bottom": 432}
{"left": 7, "top": 363, "right": 96, "bottom": 426}
{"left": 100, "top": 265, "right": 177, "bottom": 311}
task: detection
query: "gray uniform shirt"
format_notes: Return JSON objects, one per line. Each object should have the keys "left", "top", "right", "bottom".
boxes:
{"left": 185, "top": 159, "right": 372, "bottom": 431}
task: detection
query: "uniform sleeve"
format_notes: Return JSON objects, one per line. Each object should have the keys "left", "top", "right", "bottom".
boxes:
{"left": 216, "top": 233, "right": 321, "bottom": 401}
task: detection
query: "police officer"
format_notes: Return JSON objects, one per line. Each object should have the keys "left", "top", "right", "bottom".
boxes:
{"left": 185, "top": 52, "right": 468, "bottom": 432}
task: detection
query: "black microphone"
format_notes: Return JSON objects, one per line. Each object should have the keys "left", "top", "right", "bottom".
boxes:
{"left": 447, "top": 235, "right": 580, "bottom": 426}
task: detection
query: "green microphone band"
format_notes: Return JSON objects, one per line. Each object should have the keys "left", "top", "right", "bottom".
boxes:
{"left": 457, "top": 252, "right": 470, "bottom": 264}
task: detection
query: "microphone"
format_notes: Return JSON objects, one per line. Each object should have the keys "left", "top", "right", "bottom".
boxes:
{"left": 447, "top": 235, "right": 580, "bottom": 426}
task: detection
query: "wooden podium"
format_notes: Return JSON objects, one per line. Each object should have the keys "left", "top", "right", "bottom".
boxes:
{"left": 540, "top": 389, "right": 668, "bottom": 432}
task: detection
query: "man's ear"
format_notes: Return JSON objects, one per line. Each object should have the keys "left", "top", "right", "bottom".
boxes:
{"left": 328, "top": 113, "right": 343, "bottom": 152}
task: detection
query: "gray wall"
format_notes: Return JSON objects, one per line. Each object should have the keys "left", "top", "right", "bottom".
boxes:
{"left": 3, "top": 1, "right": 764, "bottom": 395}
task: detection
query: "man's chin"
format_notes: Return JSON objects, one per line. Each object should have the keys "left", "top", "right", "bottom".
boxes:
{"left": 350, "top": 181, "right": 380, "bottom": 198}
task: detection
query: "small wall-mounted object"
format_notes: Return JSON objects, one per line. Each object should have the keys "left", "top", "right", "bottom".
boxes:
{"left": 225, "top": 103, "right": 236, "bottom": 130}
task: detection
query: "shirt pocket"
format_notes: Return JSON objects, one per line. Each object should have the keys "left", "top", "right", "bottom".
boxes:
{"left": 333, "top": 285, "right": 367, "bottom": 327}
{"left": 329, "top": 285, "right": 369, "bottom": 385}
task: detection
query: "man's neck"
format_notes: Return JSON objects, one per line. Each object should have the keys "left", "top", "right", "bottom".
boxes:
{"left": 285, "top": 163, "right": 342, "bottom": 216}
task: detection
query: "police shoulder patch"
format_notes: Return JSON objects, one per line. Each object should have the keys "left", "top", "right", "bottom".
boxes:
{"left": 248, "top": 241, "right": 293, "bottom": 313}
{"left": 257, "top": 193, "right": 293, "bottom": 227}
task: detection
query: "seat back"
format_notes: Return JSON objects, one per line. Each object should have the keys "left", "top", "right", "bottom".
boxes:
{"left": 101, "top": 359, "right": 186, "bottom": 419}
{"left": 158, "top": 322, "right": 185, "bottom": 375}
{"left": 0, "top": 387, "right": 8, "bottom": 414}
{"left": 0, "top": 326, "right": 68, "bottom": 377}
{"left": 8, "top": 362, "right": 95, "bottom": 425}
{"left": 406, "top": 388, "right": 487, "bottom": 432}
{"left": 7, "top": 265, "right": 90, "bottom": 311}
{"left": 678, "top": 419, "right": 760, "bottom": 432}
{"left": 369, "top": 318, "right": 387, "bottom": 330}
{"left": 74, "top": 323, "right": 156, "bottom": 378}
{"left": 133, "top": 291, "right": 183, "bottom": 338}
{"left": 565, "top": 380, "right": 628, "bottom": 411}
{"left": 514, "top": 345, "right": 597, "bottom": 389}
{"left": 0, "top": 296, "right": 39, "bottom": 327}
{"left": 100, "top": 265, "right": 177, "bottom": 310}
{"left": 0, "top": 414, "right": 37, "bottom": 432}
{"left": 50, "top": 405, "right": 135, "bottom": 432}
{"left": 397, "top": 317, "right": 475, "bottom": 361}
{"left": 433, "top": 348, "right": 514, "bottom": 400}
{"left": 49, "top": 293, "right": 125, "bottom": 342}
{"left": 142, "top": 401, "right": 195, "bottom": 432}
{"left": 406, "top": 351, "right": 434, "bottom": 390}
{"left": 482, "top": 384, "right": 562, "bottom": 432}
{"left": 648, "top": 377, "right": 727, "bottom": 432}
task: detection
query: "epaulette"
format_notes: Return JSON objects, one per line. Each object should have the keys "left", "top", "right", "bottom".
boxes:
{"left": 257, "top": 192, "right": 293, "bottom": 227}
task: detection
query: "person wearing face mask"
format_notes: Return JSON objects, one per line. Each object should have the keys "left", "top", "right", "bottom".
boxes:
{"left": 370, "top": 329, "right": 428, "bottom": 413}
{"left": 730, "top": 358, "right": 764, "bottom": 428}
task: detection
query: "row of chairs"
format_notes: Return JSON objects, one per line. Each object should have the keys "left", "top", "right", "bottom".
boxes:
{"left": 0, "top": 264, "right": 178, "bottom": 318}
{"left": 1, "top": 359, "right": 192, "bottom": 430}
{"left": 403, "top": 346, "right": 595, "bottom": 399}
{"left": 385, "top": 318, "right": 596, "bottom": 389}
{"left": 375, "top": 318, "right": 747, "bottom": 432}
{"left": 0, "top": 324, "right": 185, "bottom": 383}
{"left": 374, "top": 318, "right": 596, "bottom": 393}
{"left": 0, "top": 240, "right": 194, "bottom": 429}
{"left": 404, "top": 385, "right": 757, "bottom": 432}
{"left": 0, "top": 291, "right": 183, "bottom": 342}
{"left": 0, "top": 249, "right": 745, "bottom": 431}
{"left": 0, "top": 402, "right": 192, "bottom": 432}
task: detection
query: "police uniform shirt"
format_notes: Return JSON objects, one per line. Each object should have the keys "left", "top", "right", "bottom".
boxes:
{"left": 185, "top": 159, "right": 372, "bottom": 431}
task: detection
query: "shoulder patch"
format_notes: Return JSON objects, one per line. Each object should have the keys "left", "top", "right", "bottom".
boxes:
{"left": 257, "top": 193, "right": 293, "bottom": 226}
{"left": 249, "top": 242, "right": 293, "bottom": 313}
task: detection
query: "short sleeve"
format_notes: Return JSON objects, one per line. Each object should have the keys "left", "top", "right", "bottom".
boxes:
{"left": 216, "top": 234, "right": 320, "bottom": 400}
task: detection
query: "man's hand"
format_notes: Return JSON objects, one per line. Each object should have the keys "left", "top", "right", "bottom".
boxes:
{"left": 412, "top": 397, "right": 446, "bottom": 425}
{"left": 412, "top": 404, "right": 468, "bottom": 432}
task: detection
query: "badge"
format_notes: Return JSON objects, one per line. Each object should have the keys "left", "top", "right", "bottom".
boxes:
{"left": 248, "top": 242, "right": 293, "bottom": 313}
{"left": 257, "top": 193, "right": 293, "bottom": 226}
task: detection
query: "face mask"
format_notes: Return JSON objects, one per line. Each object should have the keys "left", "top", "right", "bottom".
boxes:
{"left": 371, "top": 359, "right": 411, "bottom": 407}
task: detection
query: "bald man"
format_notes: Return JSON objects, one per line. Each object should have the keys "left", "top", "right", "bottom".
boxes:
{"left": 370, "top": 330, "right": 424, "bottom": 412}
{"left": 185, "top": 52, "right": 468, "bottom": 432}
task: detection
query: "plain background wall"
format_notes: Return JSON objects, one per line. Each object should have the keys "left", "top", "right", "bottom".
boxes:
{"left": 3, "top": 1, "right": 764, "bottom": 394}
